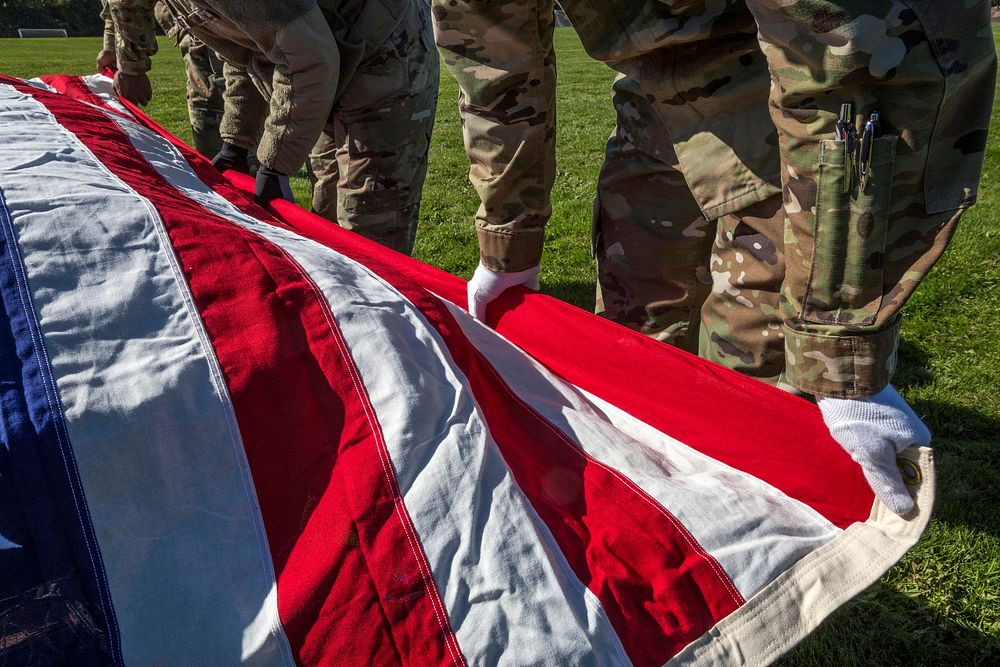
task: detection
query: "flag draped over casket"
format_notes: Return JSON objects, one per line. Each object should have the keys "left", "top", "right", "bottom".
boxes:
{"left": 0, "top": 74, "right": 932, "bottom": 666}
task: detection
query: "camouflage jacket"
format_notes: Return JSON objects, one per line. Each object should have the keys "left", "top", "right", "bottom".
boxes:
{"left": 106, "top": 0, "right": 407, "bottom": 175}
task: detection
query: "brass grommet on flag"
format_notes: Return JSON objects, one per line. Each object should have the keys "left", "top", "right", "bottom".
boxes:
{"left": 897, "top": 457, "right": 922, "bottom": 486}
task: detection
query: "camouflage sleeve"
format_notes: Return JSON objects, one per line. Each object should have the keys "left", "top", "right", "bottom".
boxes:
{"left": 432, "top": 0, "right": 557, "bottom": 273}
{"left": 100, "top": 0, "right": 116, "bottom": 53}
{"left": 236, "top": 4, "right": 339, "bottom": 175}
{"left": 220, "top": 60, "right": 268, "bottom": 152}
{"left": 746, "top": 0, "right": 995, "bottom": 398}
{"left": 153, "top": 2, "right": 179, "bottom": 40}
{"left": 107, "top": 0, "right": 159, "bottom": 75}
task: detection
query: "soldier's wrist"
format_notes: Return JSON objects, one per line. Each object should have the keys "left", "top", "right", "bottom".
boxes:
{"left": 117, "top": 59, "right": 151, "bottom": 76}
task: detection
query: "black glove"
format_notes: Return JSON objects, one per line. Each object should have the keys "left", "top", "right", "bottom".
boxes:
{"left": 254, "top": 166, "right": 294, "bottom": 206}
{"left": 211, "top": 143, "right": 250, "bottom": 174}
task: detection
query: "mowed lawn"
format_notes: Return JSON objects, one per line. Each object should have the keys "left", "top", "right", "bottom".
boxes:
{"left": 2, "top": 30, "right": 998, "bottom": 666}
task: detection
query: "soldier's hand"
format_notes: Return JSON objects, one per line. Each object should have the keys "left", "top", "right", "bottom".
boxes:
{"left": 816, "top": 384, "right": 930, "bottom": 516}
{"left": 211, "top": 143, "right": 251, "bottom": 174}
{"left": 255, "top": 167, "right": 294, "bottom": 206}
{"left": 96, "top": 48, "right": 117, "bottom": 73}
{"left": 467, "top": 262, "right": 541, "bottom": 322}
{"left": 114, "top": 71, "right": 152, "bottom": 106}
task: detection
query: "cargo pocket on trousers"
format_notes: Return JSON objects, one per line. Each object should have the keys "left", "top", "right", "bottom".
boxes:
{"left": 802, "top": 136, "right": 897, "bottom": 326}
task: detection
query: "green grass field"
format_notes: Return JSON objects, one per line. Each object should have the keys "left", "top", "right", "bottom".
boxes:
{"left": 2, "top": 31, "right": 998, "bottom": 666}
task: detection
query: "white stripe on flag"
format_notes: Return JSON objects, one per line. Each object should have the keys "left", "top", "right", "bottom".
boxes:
{"left": 0, "top": 84, "right": 293, "bottom": 666}
{"left": 24, "top": 77, "right": 57, "bottom": 92}
{"left": 108, "top": 107, "right": 634, "bottom": 666}
{"left": 80, "top": 73, "right": 134, "bottom": 117}
{"left": 441, "top": 302, "right": 841, "bottom": 601}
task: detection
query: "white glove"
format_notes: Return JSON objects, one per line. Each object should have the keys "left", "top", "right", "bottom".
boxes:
{"left": 467, "top": 262, "right": 541, "bottom": 321}
{"left": 817, "top": 384, "right": 930, "bottom": 515}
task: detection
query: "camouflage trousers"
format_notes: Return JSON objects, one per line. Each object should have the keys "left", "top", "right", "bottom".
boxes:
{"left": 594, "top": 0, "right": 994, "bottom": 397}
{"left": 309, "top": 0, "right": 439, "bottom": 256}
{"left": 595, "top": 74, "right": 788, "bottom": 387}
{"left": 177, "top": 34, "right": 224, "bottom": 158}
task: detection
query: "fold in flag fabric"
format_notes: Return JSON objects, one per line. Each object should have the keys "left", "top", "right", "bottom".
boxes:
{"left": 0, "top": 74, "right": 932, "bottom": 666}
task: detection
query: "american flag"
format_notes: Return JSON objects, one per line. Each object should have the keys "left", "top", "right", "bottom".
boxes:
{"left": 0, "top": 74, "right": 931, "bottom": 666}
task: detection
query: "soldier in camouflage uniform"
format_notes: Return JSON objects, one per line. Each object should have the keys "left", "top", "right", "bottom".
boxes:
{"left": 436, "top": 0, "right": 994, "bottom": 396}
{"left": 100, "top": 1, "right": 225, "bottom": 157}
{"left": 106, "top": 0, "right": 439, "bottom": 255}
{"left": 436, "top": 1, "right": 994, "bottom": 514}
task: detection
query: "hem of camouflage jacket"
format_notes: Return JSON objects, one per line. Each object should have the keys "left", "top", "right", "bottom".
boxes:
{"left": 668, "top": 446, "right": 934, "bottom": 667}
{"left": 117, "top": 58, "right": 151, "bottom": 76}
{"left": 477, "top": 225, "right": 545, "bottom": 273}
{"left": 782, "top": 317, "right": 902, "bottom": 399}
{"left": 699, "top": 177, "right": 782, "bottom": 222}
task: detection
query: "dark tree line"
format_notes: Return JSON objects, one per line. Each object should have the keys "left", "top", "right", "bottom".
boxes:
{"left": 0, "top": 0, "right": 104, "bottom": 38}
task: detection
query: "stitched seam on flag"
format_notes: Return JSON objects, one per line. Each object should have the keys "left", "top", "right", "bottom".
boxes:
{"left": 143, "top": 201, "right": 293, "bottom": 665}
{"left": 671, "top": 467, "right": 931, "bottom": 666}
{"left": 84, "top": 92, "right": 453, "bottom": 664}
{"left": 332, "top": 284, "right": 637, "bottom": 666}
{"left": 448, "top": 310, "right": 746, "bottom": 606}
{"left": 70, "top": 82, "right": 731, "bottom": 656}
{"left": 180, "top": 162, "right": 744, "bottom": 641}
{"left": 302, "top": 234, "right": 744, "bottom": 658}
{"left": 81, "top": 75, "right": 134, "bottom": 119}
{"left": 58, "top": 102, "right": 288, "bottom": 663}
{"left": 475, "top": 345, "right": 746, "bottom": 610}
{"left": 96, "top": 118, "right": 534, "bottom": 662}
{"left": 265, "top": 241, "right": 467, "bottom": 667}
{"left": 682, "top": 528, "right": 887, "bottom": 665}
{"left": 40, "top": 75, "right": 135, "bottom": 122}
{"left": 0, "top": 183, "right": 124, "bottom": 665}
{"left": 102, "top": 109, "right": 296, "bottom": 667}
{"left": 445, "top": 298, "right": 843, "bottom": 567}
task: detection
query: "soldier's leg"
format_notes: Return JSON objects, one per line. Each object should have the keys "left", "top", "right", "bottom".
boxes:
{"left": 698, "top": 193, "right": 789, "bottom": 388}
{"left": 309, "top": 131, "right": 338, "bottom": 220}
{"left": 178, "top": 35, "right": 225, "bottom": 157}
{"left": 743, "top": 0, "right": 995, "bottom": 398}
{"left": 324, "top": 1, "right": 439, "bottom": 255}
{"left": 594, "top": 75, "right": 715, "bottom": 354}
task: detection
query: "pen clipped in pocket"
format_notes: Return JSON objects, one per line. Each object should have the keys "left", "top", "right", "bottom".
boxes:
{"left": 802, "top": 135, "right": 897, "bottom": 326}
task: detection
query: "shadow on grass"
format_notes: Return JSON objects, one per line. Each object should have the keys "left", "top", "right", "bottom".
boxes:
{"left": 542, "top": 278, "right": 597, "bottom": 313}
{"left": 780, "top": 583, "right": 1000, "bottom": 667}
{"left": 894, "top": 339, "right": 1000, "bottom": 535}
{"left": 782, "top": 338, "right": 1000, "bottom": 665}
{"left": 894, "top": 339, "right": 936, "bottom": 391}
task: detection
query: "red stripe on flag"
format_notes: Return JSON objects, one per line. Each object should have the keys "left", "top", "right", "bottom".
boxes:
{"left": 39, "top": 75, "right": 107, "bottom": 107}
{"left": 103, "top": 88, "right": 870, "bottom": 539}
{"left": 5, "top": 77, "right": 464, "bottom": 666}
{"left": 39, "top": 75, "right": 133, "bottom": 121}
{"left": 218, "top": 184, "right": 873, "bottom": 531}
{"left": 100, "top": 94, "right": 748, "bottom": 663}
{"left": 319, "top": 255, "right": 745, "bottom": 665}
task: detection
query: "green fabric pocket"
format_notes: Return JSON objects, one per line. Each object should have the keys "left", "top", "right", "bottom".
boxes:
{"left": 802, "top": 135, "right": 897, "bottom": 326}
